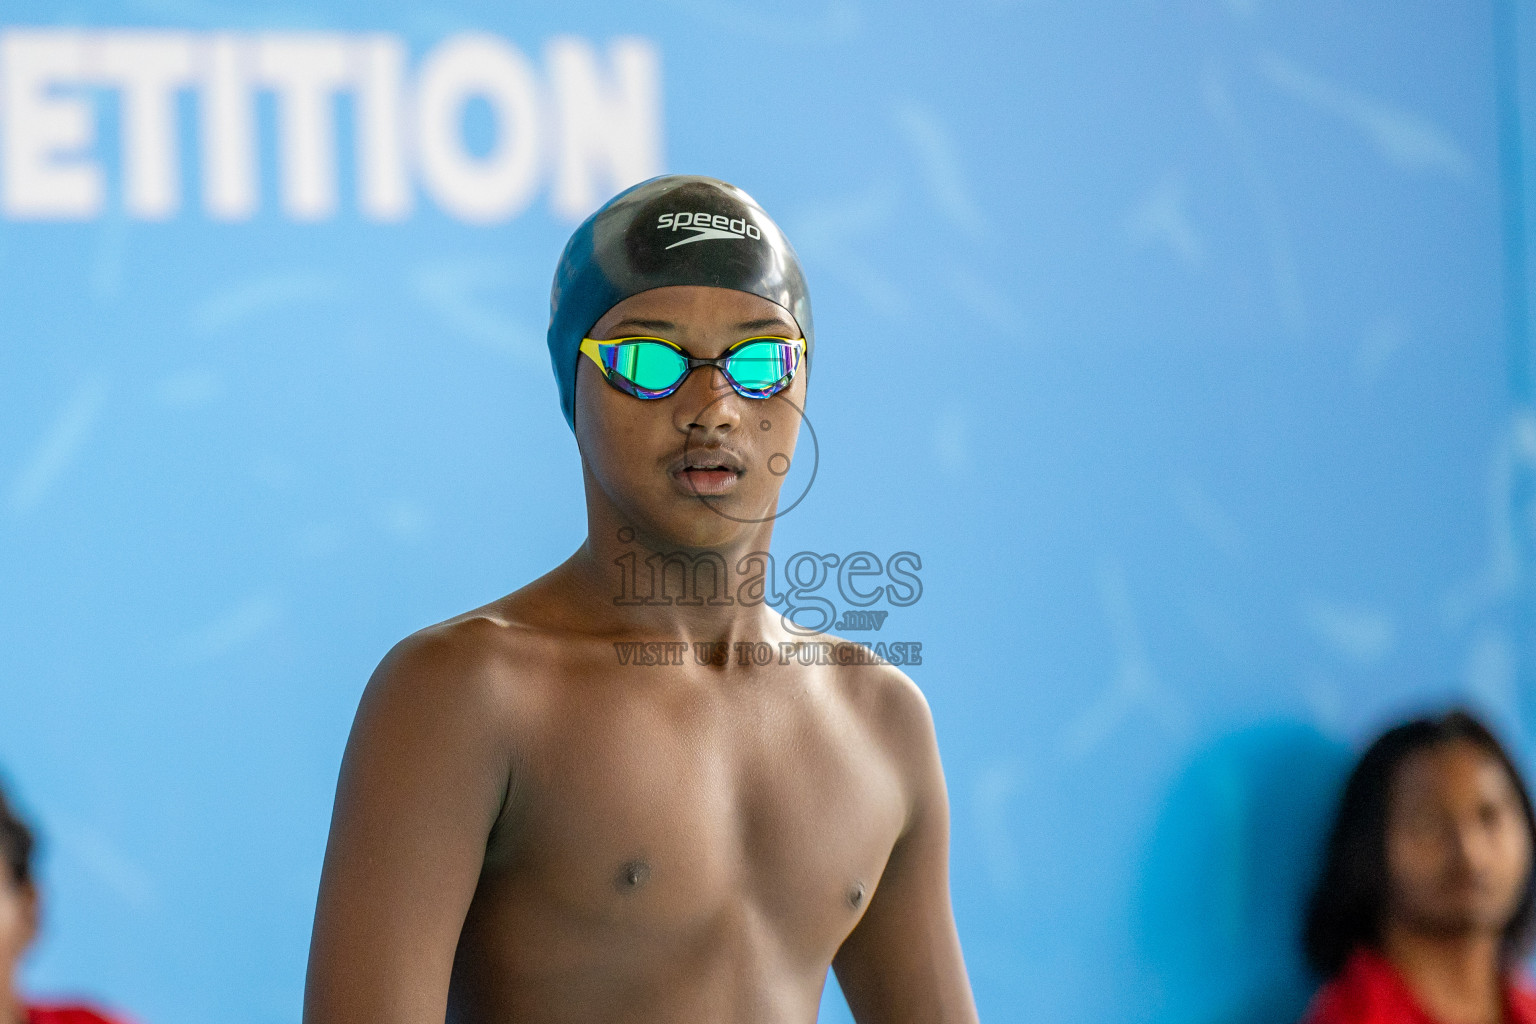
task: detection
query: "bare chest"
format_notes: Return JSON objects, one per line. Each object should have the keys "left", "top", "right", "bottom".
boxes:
{"left": 474, "top": 665, "right": 906, "bottom": 965}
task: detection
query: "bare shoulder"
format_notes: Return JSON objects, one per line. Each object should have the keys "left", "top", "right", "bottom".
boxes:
{"left": 359, "top": 598, "right": 560, "bottom": 735}
{"left": 819, "top": 645, "right": 941, "bottom": 793}
{"left": 334, "top": 598, "right": 570, "bottom": 855}
{"left": 831, "top": 655, "right": 934, "bottom": 742}
{"left": 815, "top": 651, "right": 947, "bottom": 855}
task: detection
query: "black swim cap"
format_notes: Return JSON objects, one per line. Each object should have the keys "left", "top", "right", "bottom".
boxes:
{"left": 547, "top": 175, "right": 813, "bottom": 431}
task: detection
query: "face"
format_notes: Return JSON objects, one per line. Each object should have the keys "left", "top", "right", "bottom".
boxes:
{"left": 0, "top": 873, "right": 36, "bottom": 994}
{"left": 1385, "top": 740, "right": 1533, "bottom": 938}
{"left": 574, "top": 285, "right": 807, "bottom": 548}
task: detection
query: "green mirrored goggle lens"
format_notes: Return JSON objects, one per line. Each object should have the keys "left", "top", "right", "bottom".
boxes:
{"left": 723, "top": 340, "right": 799, "bottom": 392}
{"left": 609, "top": 341, "right": 689, "bottom": 393}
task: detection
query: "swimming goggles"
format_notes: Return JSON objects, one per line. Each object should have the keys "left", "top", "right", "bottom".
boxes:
{"left": 578, "top": 335, "right": 805, "bottom": 401}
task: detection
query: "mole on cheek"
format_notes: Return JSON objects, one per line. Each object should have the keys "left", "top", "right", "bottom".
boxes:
{"left": 847, "top": 883, "right": 865, "bottom": 910}
{"left": 615, "top": 859, "right": 652, "bottom": 892}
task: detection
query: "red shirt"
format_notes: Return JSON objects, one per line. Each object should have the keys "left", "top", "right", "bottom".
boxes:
{"left": 1304, "top": 948, "right": 1536, "bottom": 1024}
{"left": 26, "top": 1004, "right": 133, "bottom": 1024}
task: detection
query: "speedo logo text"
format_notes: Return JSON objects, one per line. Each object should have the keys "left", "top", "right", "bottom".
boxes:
{"left": 657, "top": 211, "right": 762, "bottom": 248}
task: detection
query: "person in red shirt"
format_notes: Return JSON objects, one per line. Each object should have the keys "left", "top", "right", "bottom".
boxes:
{"left": 1302, "top": 710, "right": 1536, "bottom": 1024}
{"left": 0, "top": 782, "right": 133, "bottom": 1024}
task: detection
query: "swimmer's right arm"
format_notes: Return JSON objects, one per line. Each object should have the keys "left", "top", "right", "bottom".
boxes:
{"left": 303, "top": 622, "right": 518, "bottom": 1024}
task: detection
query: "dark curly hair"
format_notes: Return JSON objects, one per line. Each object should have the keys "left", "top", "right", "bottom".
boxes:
{"left": 1303, "top": 709, "right": 1536, "bottom": 979}
{"left": 0, "top": 780, "right": 34, "bottom": 888}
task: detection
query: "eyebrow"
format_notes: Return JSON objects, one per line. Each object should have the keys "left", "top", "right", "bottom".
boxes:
{"left": 605, "top": 315, "right": 798, "bottom": 336}
{"left": 607, "top": 317, "right": 677, "bottom": 334}
{"left": 735, "top": 317, "right": 797, "bottom": 333}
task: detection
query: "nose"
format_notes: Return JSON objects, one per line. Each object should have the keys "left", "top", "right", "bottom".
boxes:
{"left": 1448, "top": 818, "right": 1499, "bottom": 877}
{"left": 672, "top": 365, "right": 741, "bottom": 437}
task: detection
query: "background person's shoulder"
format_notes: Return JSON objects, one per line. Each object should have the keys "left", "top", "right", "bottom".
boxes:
{"left": 26, "top": 1004, "right": 136, "bottom": 1024}
{"left": 1510, "top": 972, "right": 1536, "bottom": 1024}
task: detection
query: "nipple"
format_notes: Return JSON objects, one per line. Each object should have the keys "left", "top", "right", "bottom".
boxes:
{"left": 616, "top": 859, "right": 652, "bottom": 892}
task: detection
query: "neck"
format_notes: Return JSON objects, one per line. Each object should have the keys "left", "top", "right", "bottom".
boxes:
{"left": 1381, "top": 921, "right": 1505, "bottom": 1024}
{"left": 2, "top": 984, "right": 23, "bottom": 1024}
{"left": 563, "top": 497, "right": 786, "bottom": 646}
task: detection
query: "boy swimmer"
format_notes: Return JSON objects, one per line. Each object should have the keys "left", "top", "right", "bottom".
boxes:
{"left": 303, "top": 176, "right": 977, "bottom": 1024}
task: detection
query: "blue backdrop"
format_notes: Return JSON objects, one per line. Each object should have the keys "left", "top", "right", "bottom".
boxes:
{"left": 2, "top": 2, "right": 1534, "bottom": 1022}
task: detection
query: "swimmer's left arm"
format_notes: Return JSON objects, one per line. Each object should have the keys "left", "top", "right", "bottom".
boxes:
{"left": 832, "top": 669, "right": 979, "bottom": 1024}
